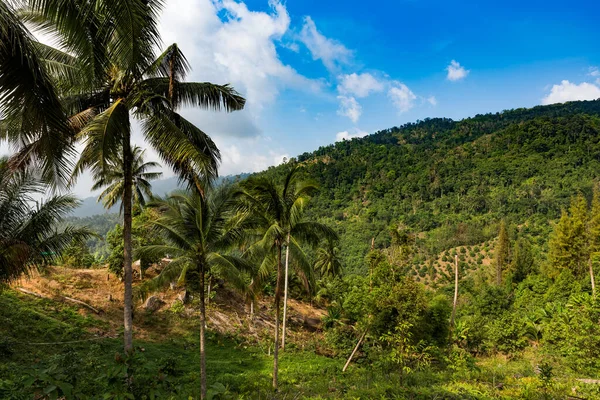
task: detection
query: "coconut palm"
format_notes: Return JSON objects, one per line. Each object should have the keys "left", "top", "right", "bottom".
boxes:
{"left": 0, "top": 157, "right": 92, "bottom": 285}
{"left": 92, "top": 145, "right": 162, "bottom": 212}
{"left": 237, "top": 166, "right": 337, "bottom": 389}
{"left": 137, "top": 187, "right": 252, "bottom": 399}
{"left": 0, "top": 1, "right": 72, "bottom": 186}
{"left": 315, "top": 240, "right": 343, "bottom": 278}
{"left": 12, "top": 1, "right": 246, "bottom": 353}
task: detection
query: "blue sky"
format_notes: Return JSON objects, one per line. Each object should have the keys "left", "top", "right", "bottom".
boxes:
{"left": 17, "top": 0, "right": 600, "bottom": 196}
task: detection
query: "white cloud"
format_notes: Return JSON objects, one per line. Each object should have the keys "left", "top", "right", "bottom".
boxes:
{"left": 184, "top": 109, "right": 262, "bottom": 138}
{"left": 336, "top": 129, "right": 368, "bottom": 142}
{"left": 336, "top": 96, "right": 362, "bottom": 123}
{"left": 299, "top": 16, "right": 352, "bottom": 72}
{"left": 337, "top": 73, "right": 384, "bottom": 98}
{"left": 216, "top": 139, "right": 289, "bottom": 175}
{"left": 160, "top": 0, "right": 321, "bottom": 114}
{"left": 541, "top": 80, "right": 600, "bottom": 105}
{"left": 427, "top": 96, "right": 437, "bottom": 106}
{"left": 283, "top": 42, "right": 300, "bottom": 53}
{"left": 446, "top": 60, "right": 469, "bottom": 81}
{"left": 388, "top": 82, "right": 417, "bottom": 113}
{"left": 335, "top": 73, "right": 423, "bottom": 121}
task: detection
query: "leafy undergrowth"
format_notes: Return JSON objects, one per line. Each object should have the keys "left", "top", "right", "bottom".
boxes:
{"left": 1, "top": 291, "right": 600, "bottom": 399}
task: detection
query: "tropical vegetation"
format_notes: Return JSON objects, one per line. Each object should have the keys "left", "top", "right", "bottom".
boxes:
{"left": 3, "top": 0, "right": 600, "bottom": 398}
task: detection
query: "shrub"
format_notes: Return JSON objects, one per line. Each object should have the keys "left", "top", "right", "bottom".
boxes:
{"left": 485, "top": 313, "right": 528, "bottom": 354}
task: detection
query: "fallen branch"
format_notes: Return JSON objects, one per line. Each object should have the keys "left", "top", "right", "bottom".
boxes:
{"left": 63, "top": 296, "right": 100, "bottom": 314}
{"left": 16, "top": 287, "right": 44, "bottom": 298}
{"left": 577, "top": 378, "right": 600, "bottom": 384}
{"left": 16, "top": 288, "right": 100, "bottom": 314}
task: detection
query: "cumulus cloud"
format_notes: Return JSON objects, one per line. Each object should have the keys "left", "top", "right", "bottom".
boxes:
{"left": 541, "top": 80, "right": 600, "bottom": 105}
{"left": 446, "top": 60, "right": 469, "bottom": 81}
{"left": 184, "top": 109, "right": 262, "bottom": 138}
{"left": 427, "top": 96, "right": 437, "bottom": 106}
{"left": 337, "top": 73, "right": 384, "bottom": 98}
{"left": 335, "top": 73, "right": 424, "bottom": 121}
{"left": 336, "top": 129, "right": 368, "bottom": 142}
{"left": 160, "top": 0, "right": 321, "bottom": 113}
{"left": 337, "top": 96, "right": 362, "bottom": 123}
{"left": 299, "top": 16, "right": 352, "bottom": 72}
{"left": 218, "top": 142, "right": 290, "bottom": 175}
{"left": 388, "top": 82, "right": 417, "bottom": 113}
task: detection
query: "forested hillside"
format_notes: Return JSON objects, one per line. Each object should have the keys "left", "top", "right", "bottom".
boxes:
{"left": 259, "top": 100, "right": 600, "bottom": 273}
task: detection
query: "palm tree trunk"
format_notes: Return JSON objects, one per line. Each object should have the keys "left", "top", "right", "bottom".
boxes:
{"left": 450, "top": 255, "right": 458, "bottom": 326}
{"left": 200, "top": 262, "right": 207, "bottom": 400}
{"left": 249, "top": 278, "right": 255, "bottom": 320}
{"left": 273, "top": 244, "right": 282, "bottom": 390}
{"left": 281, "top": 233, "right": 290, "bottom": 350}
{"left": 343, "top": 328, "right": 368, "bottom": 372}
{"left": 122, "top": 134, "right": 134, "bottom": 354}
{"left": 207, "top": 275, "right": 211, "bottom": 306}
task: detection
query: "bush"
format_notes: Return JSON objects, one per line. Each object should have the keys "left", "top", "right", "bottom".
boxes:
{"left": 485, "top": 313, "right": 528, "bottom": 354}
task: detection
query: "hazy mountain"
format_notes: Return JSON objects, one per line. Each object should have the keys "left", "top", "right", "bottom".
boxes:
{"left": 72, "top": 174, "right": 249, "bottom": 217}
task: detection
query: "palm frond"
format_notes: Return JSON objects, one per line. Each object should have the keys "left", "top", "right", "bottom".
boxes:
{"left": 140, "top": 79, "right": 246, "bottom": 111}
{"left": 142, "top": 111, "right": 220, "bottom": 185}
{"left": 0, "top": 1, "right": 73, "bottom": 187}
{"left": 0, "top": 157, "right": 92, "bottom": 284}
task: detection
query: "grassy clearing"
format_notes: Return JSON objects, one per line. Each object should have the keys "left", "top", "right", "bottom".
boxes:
{"left": 1, "top": 290, "right": 600, "bottom": 399}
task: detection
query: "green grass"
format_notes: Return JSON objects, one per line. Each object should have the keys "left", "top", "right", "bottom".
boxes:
{"left": 2, "top": 291, "right": 600, "bottom": 399}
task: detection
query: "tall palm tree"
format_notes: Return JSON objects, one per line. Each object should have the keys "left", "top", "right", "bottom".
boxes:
{"left": 238, "top": 166, "right": 337, "bottom": 389}
{"left": 0, "top": 1, "right": 72, "bottom": 186}
{"left": 92, "top": 145, "right": 162, "bottom": 212}
{"left": 137, "top": 187, "right": 252, "bottom": 399}
{"left": 0, "top": 157, "right": 91, "bottom": 285}
{"left": 13, "top": 1, "right": 246, "bottom": 353}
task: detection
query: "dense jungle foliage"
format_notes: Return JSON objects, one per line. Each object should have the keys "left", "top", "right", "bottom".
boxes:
{"left": 256, "top": 100, "right": 600, "bottom": 274}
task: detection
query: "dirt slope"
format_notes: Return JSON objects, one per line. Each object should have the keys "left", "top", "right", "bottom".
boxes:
{"left": 13, "top": 266, "right": 326, "bottom": 346}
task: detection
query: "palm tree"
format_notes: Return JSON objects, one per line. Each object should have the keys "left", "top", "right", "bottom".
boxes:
{"left": 0, "top": 157, "right": 91, "bottom": 284}
{"left": 0, "top": 1, "right": 72, "bottom": 186}
{"left": 92, "top": 145, "right": 162, "bottom": 212}
{"left": 315, "top": 240, "right": 343, "bottom": 278}
{"left": 238, "top": 166, "right": 337, "bottom": 389}
{"left": 13, "top": 2, "right": 246, "bottom": 353}
{"left": 137, "top": 187, "right": 252, "bottom": 399}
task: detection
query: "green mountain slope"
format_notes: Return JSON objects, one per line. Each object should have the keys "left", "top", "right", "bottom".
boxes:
{"left": 259, "top": 100, "right": 600, "bottom": 273}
